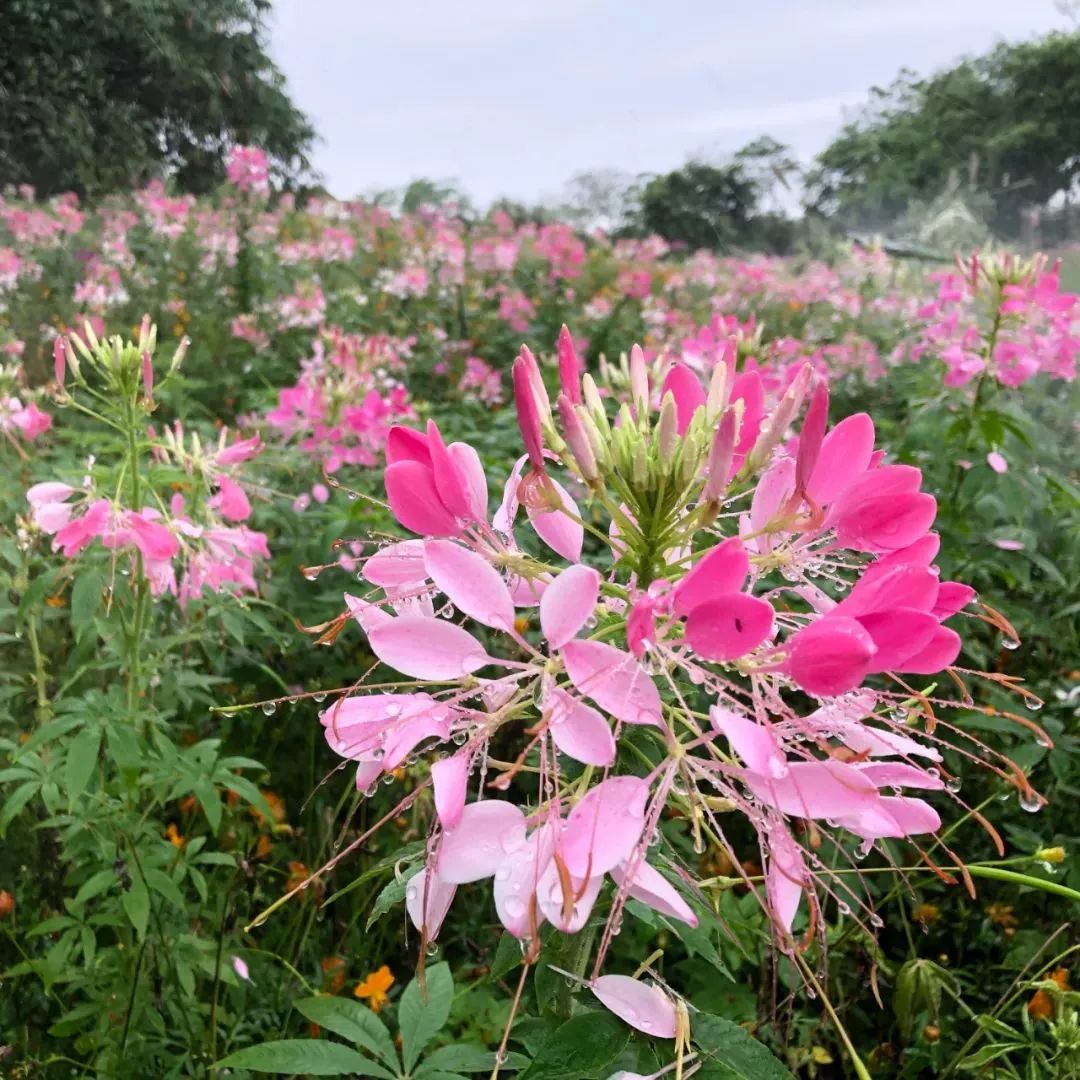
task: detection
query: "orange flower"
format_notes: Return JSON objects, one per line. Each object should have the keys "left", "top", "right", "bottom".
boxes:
{"left": 179, "top": 796, "right": 197, "bottom": 816}
{"left": 354, "top": 966, "right": 395, "bottom": 1012}
{"left": 986, "top": 902, "right": 1018, "bottom": 935}
{"left": 254, "top": 834, "right": 272, "bottom": 860}
{"left": 1028, "top": 968, "right": 1071, "bottom": 1021}
{"left": 912, "top": 903, "right": 940, "bottom": 926}
{"left": 0, "top": 890, "right": 15, "bottom": 918}
{"left": 321, "top": 955, "right": 347, "bottom": 995}
{"left": 165, "top": 824, "right": 186, "bottom": 848}
{"left": 251, "top": 789, "right": 287, "bottom": 827}
{"left": 286, "top": 861, "right": 309, "bottom": 892}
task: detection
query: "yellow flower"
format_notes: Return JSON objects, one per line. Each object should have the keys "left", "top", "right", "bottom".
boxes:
{"left": 354, "top": 965, "right": 395, "bottom": 1012}
{"left": 1035, "top": 846, "right": 1066, "bottom": 865}
{"left": 165, "top": 823, "right": 186, "bottom": 848}
{"left": 912, "top": 903, "right": 940, "bottom": 926}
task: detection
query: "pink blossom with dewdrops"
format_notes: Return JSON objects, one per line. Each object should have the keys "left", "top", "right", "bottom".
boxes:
{"left": 311, "top": 325, "right": 1042, "bottom": 993}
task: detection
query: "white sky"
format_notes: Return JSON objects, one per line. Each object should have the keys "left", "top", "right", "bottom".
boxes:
{"left": 269, "top": 0, "right": 1071, "bottom": 205}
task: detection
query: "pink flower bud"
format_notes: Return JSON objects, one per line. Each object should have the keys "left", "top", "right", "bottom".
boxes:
{"left": 629, "top": 344, "right": 649, "bottom": 420}
{"left": 795, "top": 379, "right": 829, "bottom": 497}
{"left": 141, "top": 350, "right": 154, "bottom": 399}
{"left": 53, "top": 336, "right": 66, "bottom": 388}
{"left": 512, "top": 353, "right": 546, "bottom": 471}
{"left": 558, "top": 393, "right": 598, "bottom": 483}
{"left": 703, "top": 407, "right": 739, "bottom": 502}
{"left": 557, "top": 324, "right": 581, "bottom": 405}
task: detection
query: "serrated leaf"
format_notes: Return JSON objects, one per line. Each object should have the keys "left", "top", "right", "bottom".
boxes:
{"left": 692, "top": 1014, "right": 795, "bottom": 1079}
{"left": 294, "top": 997, "right": 398, "bottom": 1069}
{"left": 400, "top": 962, "right": 454, "bottom": 1072}
{"left": 416, "top": 1044, "right": 500, "bottom": 1075}
{"left": 215, "top": 1039, "right": 387, "bottom": 1075}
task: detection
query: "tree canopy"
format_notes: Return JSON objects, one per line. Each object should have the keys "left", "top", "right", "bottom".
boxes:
{"left": 806, "top": 31, "right": 1080, "bottom": 237}
{"left": 0, "top": 0, "right": 316, "bottom": 197}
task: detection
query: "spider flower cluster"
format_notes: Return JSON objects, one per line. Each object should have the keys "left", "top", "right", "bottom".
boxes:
{"left": 318, "top": 326, "right": 1037, "bottom": 991}
{"left": 24, "top": 322, "right": 269, "bottom": 605}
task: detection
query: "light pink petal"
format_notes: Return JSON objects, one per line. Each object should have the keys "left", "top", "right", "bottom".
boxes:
{"left": 611, "top": 859, "right": 697, "bottom": 926}
{"left": 527, "top": 477, "right": 584, "bottom": 562}
{"left": 709, "top": 707, "right": 787, "bottom": 779}
{"left": 561, "top": 776, "right": 650, "bottom": 878}
{"left": 405, "top": 867, "right": 457, "bottom": 939}
{"left": 424, "top": 539, "right": 515, "bottom": 630}
{"left": 685, "top": 593, "right": 774, "bottom": 662}
{"left": 839, "top": 796, "right": 941, "bottom": 840}
{"left": 27, "top": 481, "right": 75, "bottom": 508}
{"left": 562, "top": 639, "right": 663, "bottom": 726}
{"left": 536, "top": 860, "right": 603, "bottom": 932}
{"left": 672, "top": 537, "right": 749, "bottom": 618}
{"left": 438, "top": 800, "right": 527, "bottom": 884}
{"left": 857, "top": 608, "right": 938, "bottom": 671}
{"left": 834, "top": 723, "right": 942, "bottom": 762}
{"left": 540, "top": 563, "right": 600, "bottom": 648}
{"left": 343, "top": 593, "right": 394, "bottom": 633}
{"left": 807, "top": 413, "right": 875, "bottom": 504}
{"left": 766, "top": 827, "right": 807, "bottom": 932}
{"left": 368, "top": 615, "right": 490, "bottom": 679}
{"left": 363, "top": 540, "right": 428, "bottom": 589}
{"left": 745, "top": 760, "right": 878, "bottom": 819}
{"left": 787, "top": 615, "right": 877, "bottom": 696}
{"left": 431, "top": 750, "right": 471, "bottom": 829}
{"left": 449, "top": 442, "right": 489, "bottom": 520}
{"left": 492, "top": 455, "right": 527, "bottom": 535}
{"left": 547, "top": 688, "right": 615, "bottom": 766}
{"left": 592, "top": 975, "right": 677, "bottom": 1039}
{"left": 385, "top": 460, "right": 461, "bottom": 537}
{"left": 383, "top": 710, "right": 453, "bottom": 768}
{"left": 494, "top": 820, "right": 557, "bottom": 937}
{"left": 857, "top": 762, "right": 946, "bottom": 791}
{"left": 750, "top": 457, "right": 795, "bottom": 534}
{"left": 508, "top": 572, "right": 550, "bottom": 607}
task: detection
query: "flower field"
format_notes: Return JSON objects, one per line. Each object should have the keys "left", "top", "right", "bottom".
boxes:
{"left": 1, "top": 154, "right": 1078, "bottom": 1078}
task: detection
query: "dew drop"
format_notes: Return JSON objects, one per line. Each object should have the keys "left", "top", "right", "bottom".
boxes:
{"left": 425, "top": 942, "right": 439, "bottom": 957}
{"left": 1024, "top": 697, "right": 1043, "bottom": 712}
{"left": 1001, "top": 636, "right": 1020, "bottom": 651}
{"left": 945, "top": 777, "right": 962, "bottom": 795}
{"left": 302, "top": 566, "right": 320, "bottom": 581}
{"left": 1019, "top": 791, "right": 1042, "bottom": 813}
{"left": 313, "top": 692, "right": 327, "bottom": 703}
{"left": 261, "top": 702, "right": 277, "bottom": 716}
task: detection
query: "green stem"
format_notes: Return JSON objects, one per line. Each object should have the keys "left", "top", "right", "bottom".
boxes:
{"left": 26, "top": 614, "right": 51, "bottom": 724}
{"left": 963, "top": 865, "right": 1080, "bottom": 904}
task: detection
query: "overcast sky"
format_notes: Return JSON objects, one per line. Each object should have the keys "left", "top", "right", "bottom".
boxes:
{"left": 269, "top": 0, "right": 1071, "bottom": 206}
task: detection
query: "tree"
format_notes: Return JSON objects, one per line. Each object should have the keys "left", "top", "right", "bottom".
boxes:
{"left": 806, "top": 31, "right": 1080, "bottom": 237}
{"left": 0, "top": 0, "right": 316, "bottom": 197}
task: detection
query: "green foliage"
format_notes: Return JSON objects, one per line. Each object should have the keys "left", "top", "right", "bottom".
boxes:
{"left": 0, "top": 0, "right": 315, "bottom": 196}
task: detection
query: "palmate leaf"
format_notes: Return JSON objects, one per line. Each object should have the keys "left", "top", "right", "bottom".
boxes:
{"left": 294, "top": 996, "right": 399, "bottom": 1069}
{"left": 399, "top": 962, "right": 454, "bottom": 1072}
{"left": 518, "top": 1011, "right": 629, "bottom": 1080}
{"left": 215, "top": 1039, "right": 393, "bottom": 1076}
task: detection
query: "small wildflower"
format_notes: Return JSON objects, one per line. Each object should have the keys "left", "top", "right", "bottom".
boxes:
{"left": 1028, "top": 968, "right": 1071, "bottom": 1021}
{"left": 165, "top": 823, "right": 185, "bottom": 848}
{"left": 354, "top": 965, "right": 395, "bottom": 1012}
{"left": 986, "top": 902, "right": 1018, "bottom": 935}
{"left": 912, "top": 903, "right": 941, "bottom": 926}
{"left": 0, "top": 891, "right": 14, "bottom": 918}
{"left": 232, "top": 956, "right": 252, "bottom": 982}
{"left": 1035, "top": 846, "right": 1066, "bottom": 865}
{"left": 321, "top": 955, "right": 346, "bottom": 994}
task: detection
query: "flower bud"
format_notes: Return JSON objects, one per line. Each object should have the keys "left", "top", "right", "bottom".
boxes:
{"left": 558, "top": 394, "right": 598, "bottom": 483}
{"left": 138, "top": 314, "right": 152, "bottom": 352}
{"left": 63, "top": 336, "right": 80, "bottom": 381}
{"left": 513, "top": 353, "right": 546, "bottom": 471}
{"left": 53, "top": 336, "right": 66, "bottom": 389}
{"left": 517, "top": 345, "right": 552, "bottom": 428}
{"left": 706, "top": 350, "right": 733, "bottom": 418}
{"left": 656, "top": 392, "right": 679, "bottom": 468}
{"left": 703, "top": 405, "right": 740, "bottom": 503}
{"left": 141, "top": 350, "right": 154, "bottom": 400}
{"left": 169, "top": 336, "right": 190, "bottom": 374}
{"left": 557, "top": 324, "right": 581, "bottom": 405}
{"left": 746, "top": 363, "right": 812, "bottom": 473}
{"left": 629, "top": 344, "right": 649, "bottom": 425}
{"left": 581, "top": 374, "right": 611, "bottom": 438}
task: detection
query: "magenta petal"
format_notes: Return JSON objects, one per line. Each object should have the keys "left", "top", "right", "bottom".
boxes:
{"left": 611, "top": 859, "right": 697, "bottom": 926}
{"left": 527, "top": 477, "right": 583, "bottom": 561}
{"left": 686, "top": 593, "right": 774, "bottom": 662}
{"left": 807, "top": 413, "right": 875, "bottom": 504}
{"left": 424, "top": 540, "right": 515, "bottom": 630}
{"left": 426, "top": 420, "right": 473, "bottom": 519}
{"left": 405, "top": 867, "right": 457, "bottom": 939}
{"left": 788, "top": 615, "right": 877, "bottom": 696}
{"left": 547, "top": 688, "right": 615, "bottom": 766}
{"left": 709, "top": 707, "right": 787, "bottom": 779}
{"left": 387, "top": 425, "right": 431, "bottom": 466}
{"left": 660, "top": 362, "right": 706, "bottom": 434}
{"left": 561, "top": 776, "right": 649, "bottom": 878}
{"left": 363, "top": 540, "right": 428, "bottom": 589}
{"left": 932, "top": 582, "right": 976, "bottom": 621}
{"left": 898, "top": 625, "right": 962, "bottom": 674}
{"left": 837, "top": 492, "right": 938, "bottom": 553}
{"left": 745, "top": 760, "right": 878, "bottom": 819}
{"left": 385, "top": 460, "right": 461, "bottom": 537}
{"left": 562, "top": 639, "right": 663, "bottom": 726}
{"left": 368, "top": 615, "right": 490, "bottom": 679}
{"left": 540, "top": 563, "right": 600, "bottom": 648}
{"left": 673, "top": 537, "right": 749, "bottom": 618}
{"left": 841, "top": 563, "right": 940, "bottom": 617}
{"left": 857, "top": 608, "right": 938, "bottom": 671}
{"left": 592, "top": 975, "right": 677, "bottom": 1039}
{"left": 438, "top": 800, "right": 527, "bottom": 884}
{"left": 431, "top": 750, "right": 471, "bottom": 829}
{"left": 750, "top": 457, "right": 795, "bottom": 534}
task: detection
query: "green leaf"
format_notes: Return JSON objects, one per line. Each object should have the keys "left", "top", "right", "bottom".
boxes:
{"left": 215, "top": 1039, "right": 387, "bottom": 1075}
{"left": 69, "top": 570, "right": 104, "bottom": 638}
{"left": 144, "top": 868, "right": 185, "bottom": 910}
{"left": 399, "top": 962, "right": 454, "bottom": 1072}
{"left": 0, "top": 781, "right": 39, "bottom": 836}
{"left": 294, "top": 997, "right": 398, "bottom": 1069}
{"left": 519, "top": 1011, "right": 629, "bottom": 1080}
{"left": 490, "top": 932, "right": 524, "bottom": 980}
{"left": 193, "top": 778, "right": 221, "bottom": 831}
{"left": 366, "top": 874, "right": 408, "bottom": 931}
{"left": 121, "top": 877, "right": 150, "bottom": 940}
{"left": 692, "top": 1014, "right": 795, "bottom": 1079}
{"left": 73, "top": 868, "right": 116, "bottom": 908}
{"left": 65, "top": 724, "right": 101, "bottom": 802}
{"left": 416, "top": 1044, "right": 500, "bottom": 1075}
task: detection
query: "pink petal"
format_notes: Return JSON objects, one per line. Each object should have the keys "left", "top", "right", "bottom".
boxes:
{"left": 561, "top": 776, "right": 649, "bottom": 878}
{"left": 709, "top": 707, "right": 787, "bottom": 779}
{"left": 385, "top": 460, "right": 461, "bottom": 537}
{"left": 837, "top": 493, "right": 938, "bottom": 553}
{"left": 424, "top": 540, "right": 515, "bottom": 630}
{"left": 527, "top": 477, "right": 584, "bottom": 561}
{"left": 766, "top": 828, "right": 806, "bottom": 932}
{"left": 806, "top": 413, "right": 875, "bottom": 504}
{"left": 839, "top": 796, "right": 941, "bottom": 840}
{"left": 857, "top": 608, "right": 938, "bottom": 671}
{"left": 426, "top": 421, "right": 474, "bottom": 519}
{"left": 508, "top": 572, "right": 550, "bottom": 607}
{"left": 787, "top": 615, "right": 877, "bottom": 696}
{"left": 685, "top": 593, "right": 774, "bottom": 662}
{"left": 494, "top": 821, "right": 557, "bottom": 937}
{"left": 672, "top": 537, "right": 749, "bottom": 618}
{"left": 841, "top": 563, "right": 940, "bottom": 617}
{"left": 386, "top": 425, "right": 431, "bottom": 466}
{"left": 405, "top": 867, "right": 457, "bottom": 939}
{"left": 897, "top": 625, "right": 962, "bottom": 674}
{"left": 438, "top": 800, "right": 527, "bottom": 884}
{"left": 449, "top": 442, "right": 489, "bottom": 520}
{"left": 856, "top": 762, "right": 946, "bottom": 791}
{"left": 611, "top": 859, "right": 697, "bottom": 926}
{"left": 546, "top": 688, "right": 615, "bottom": 766}
{"left": 363, "top": 540, "right": 428, "bottom": 590}
{"left": 343, "top": 593, "right": 394, "bottom": 633}
{"left": 745, "top": 760, "right": 878, "bottom": 819}
{"left": 932, "top": 582, "right": 976, "bottom": 621}
{"left": 592, "top": 975, "right": 677, "bottom": 1039}
{"left": 431, "top": 750, "right": 471, "bottom": 829}
{"left": 660, "top": 362, "right": 706, "bottom": 433}
{"left": 540, "top": 563, "right": 600, "bottom": 648}
{"left": 750, "top": 457, "right": 795, "bottom": 535}
{"left": 562, "top": 639, "right": 663, "bottom": 726}
{"left": 536, "top": 861, "right": 603, "bottom": 932}
{"left": 368, "top": 615, "right": 490, "bottom": 679}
